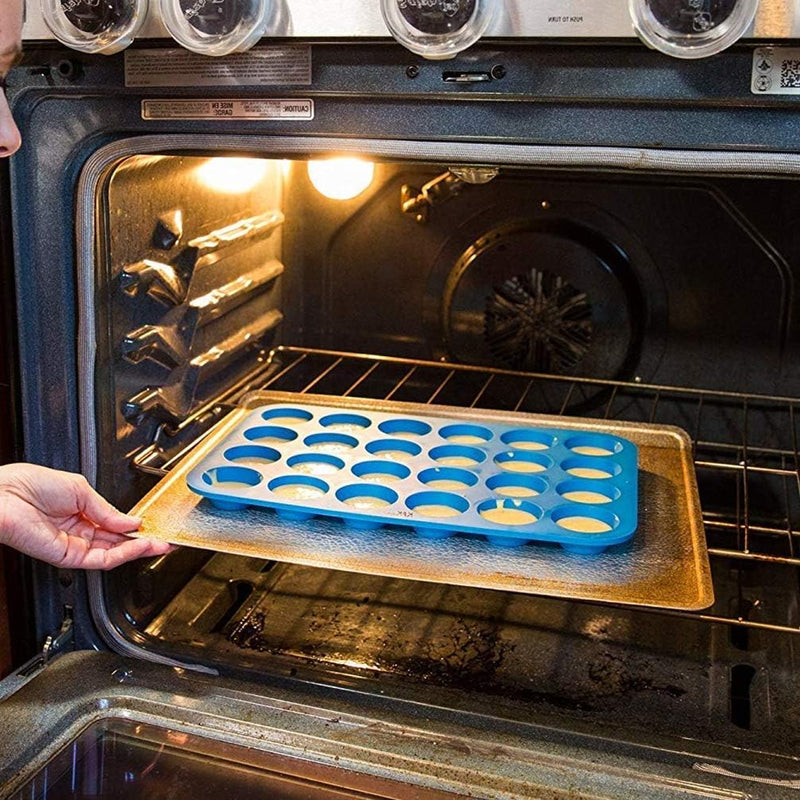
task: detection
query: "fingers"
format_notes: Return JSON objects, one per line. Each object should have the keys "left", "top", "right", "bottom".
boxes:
{"left": 61, "top": 535, "right": 174, "bottom": 570}
{"left": 92, "top": 537, "right": 175, "bottom": 570}
{"left": 73, "top": 475, "right": 142, "bottom": 534}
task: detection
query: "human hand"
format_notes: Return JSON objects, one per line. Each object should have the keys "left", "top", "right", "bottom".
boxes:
{"left": 0, "top": 463, "right": 172, "bottom": 569}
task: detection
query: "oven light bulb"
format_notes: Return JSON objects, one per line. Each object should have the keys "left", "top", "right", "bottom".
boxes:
{"left": 196, "top": 158, "right": 270, "bottom": 193}
{"left": 307, "top": 158, "right": 375, "bottom": 200}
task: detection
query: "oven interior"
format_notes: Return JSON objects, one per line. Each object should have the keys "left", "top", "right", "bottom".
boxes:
{"left": 90, "top": 153, "right": 800, "bottom": 759}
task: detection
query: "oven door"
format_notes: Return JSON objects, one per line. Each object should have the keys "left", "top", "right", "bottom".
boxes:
{"left": 1, "top": 649, "right": 799, "bottom": 799}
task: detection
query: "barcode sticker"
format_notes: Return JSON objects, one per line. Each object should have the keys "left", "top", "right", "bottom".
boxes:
{"left": 751, "top": 47, "right": 800, "bottom": 94}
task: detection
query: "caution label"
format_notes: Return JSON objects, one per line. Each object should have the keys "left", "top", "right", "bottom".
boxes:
{"left": 141, "top": 98, "right": 315, "bottom": 120}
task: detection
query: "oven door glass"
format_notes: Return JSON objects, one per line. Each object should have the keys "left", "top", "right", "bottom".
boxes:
{"left": 11, "top": 718, "right": 435, "bottom": 800}
{"left": 2, "top": 651, "right": 795, "bottom": 800}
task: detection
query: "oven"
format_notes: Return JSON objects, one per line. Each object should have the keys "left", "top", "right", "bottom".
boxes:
{"left": 2, "top": 1, "right": 800, "bottom": 797}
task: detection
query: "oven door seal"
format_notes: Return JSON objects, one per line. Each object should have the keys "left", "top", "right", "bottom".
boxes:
{"left": 75, "top": 134, "right": 800, "bottom": 669}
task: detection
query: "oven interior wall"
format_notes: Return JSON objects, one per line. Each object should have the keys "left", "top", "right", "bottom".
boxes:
{"left": 101, "top": 155, "right": 800, "bottom": 508}
{"left": 94, "top": 154, "right": 800, "bottom": 758}
{"left": 288, "top": 163, "right": 797, "bottom": 399}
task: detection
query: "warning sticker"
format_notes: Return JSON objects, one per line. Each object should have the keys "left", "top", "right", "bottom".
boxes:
{"left": 751, "top": 46, "right": 800, "bottom": 95}
{"left": 125, "top": 46, "right": 312, "bottom": 88}
{"left": 141, "top": 98, "right": 314, "bottom": 120}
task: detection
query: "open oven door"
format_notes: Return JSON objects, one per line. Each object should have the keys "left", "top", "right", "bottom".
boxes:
{"left": 3, "top": 649, "right": 800, "bottom": 800}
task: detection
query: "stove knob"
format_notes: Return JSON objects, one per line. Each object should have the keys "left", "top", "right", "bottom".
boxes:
{"left": 40, "top": 0, "right": 147, "bottom": 54}
{"left": 629, "top": 0, "right": 759, "bottom": 58}
{"left": 381, "top": 0, "right": 497, "bottom": 60}
{"left": 159, "top": 0, "right": 273, "bottom": 56}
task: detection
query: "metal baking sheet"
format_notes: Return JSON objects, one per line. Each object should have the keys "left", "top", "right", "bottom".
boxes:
{"left": 131, "top": 392, "right": 714, "bottom": 611}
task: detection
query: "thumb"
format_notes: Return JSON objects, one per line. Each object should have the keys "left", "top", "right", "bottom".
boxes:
{"left": 75, "top": 477, "right": 141, "bottom": 533}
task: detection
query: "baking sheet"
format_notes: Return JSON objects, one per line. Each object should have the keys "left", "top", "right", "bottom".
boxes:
{"left": 131, "top": 392, "right": 714, "bottom": 611}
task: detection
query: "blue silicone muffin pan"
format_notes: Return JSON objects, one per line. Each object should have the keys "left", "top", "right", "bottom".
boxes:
{"left": 186, "top": 403, "right": 639, "bottom": 554}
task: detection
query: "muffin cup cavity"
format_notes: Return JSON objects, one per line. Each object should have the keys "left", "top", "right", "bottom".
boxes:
{"left": 352, "top": 460, "right": 412, "bottom": 482}
{"left": 486, "top": 473, "right": 548, "bottom": 498}
{"left": 499, "top": 429, "right": 556, "bottom": 450}
{"left": 202, "top": 465, "right": 262, "bottom": 489}
{"left": 565, "top": 433, "right": 624, "bottom": 457}
{"left": 365, "top": 438, "right": 423, "bottom": 460}
{"left": 562, "top": 456, "right": 622, "bottom": 480}
{"left": 418, "top": 467, "right": 479, "bottom": 490}
{"left": 406, "top": 491, "right": 469, "bottom": 517}
{"left": 267, "top": 475, "right": 329, "bottom": 501}
{"left": 429, "top": 444, "right": 487, "bottom": 468}
{"left": 438, "top": 424, "right": 493, "bottom": 445}
{"left": 557, "top": 478, "right": 620, "bottom": 505}
{"left": 336, "top": 483, "right": 399, "bottom": 510}
{"left": 378, "top": 418, "right": 433, "bottom": 437}
{"left": 552, "top": 504, "right": 619, "bottom": 534}
{"left": 303, "top": 432, "right": 359, "bottom": 454}
{"left": 493, "top": 451, "right": 552, "bottom": 473}
{"left": 477, "top": 498, "right": 542, "bottom": 526}
{"left": 201, "top": 465, "right": 262, "bottom": 510}
{"left": 286, "top": 453, "right": 345, "bottom": 476}
{"left": 260, "top": 407, "right": 314, "bottom": 425}
{"left": 223, "top": 445, "right": 281, "bottom": 466}
{"left": 243, "top": 426, "right": 298, "bottom": 445}
{"left": 319, "top": 413, "right": 372, "bottom": 432}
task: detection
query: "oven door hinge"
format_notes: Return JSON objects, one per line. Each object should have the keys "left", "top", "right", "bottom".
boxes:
{"left": 0, "top": 606, "right": 75, "bottom": 702}
{"left": 42, "top": 605, "right": 75, "bottom": 664}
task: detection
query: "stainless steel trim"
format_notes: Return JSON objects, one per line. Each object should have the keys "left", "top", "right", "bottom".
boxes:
{"left": 22, "top": 0, "right": 800, "bottom": 42}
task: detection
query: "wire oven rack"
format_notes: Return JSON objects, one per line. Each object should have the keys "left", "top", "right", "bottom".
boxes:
{"left": 138, "top": 346, "right": 800, "bottom": 638}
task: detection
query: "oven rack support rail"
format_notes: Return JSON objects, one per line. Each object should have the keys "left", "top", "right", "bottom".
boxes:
{"left": 134, "top": 346, "right": 800, "bottom": 638}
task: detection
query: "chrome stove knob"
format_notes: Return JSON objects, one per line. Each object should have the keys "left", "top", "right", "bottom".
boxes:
{"left": 629, "top": 0, "right": 760, "bottom": 58}
{"left": 380, "top": 0, "right": 497, "bottom": 60}
{"left": 40, "top": 0, "right": 148, "bottom": 54}
{"left": 159, "top": 0, "right": 273, "bottom": 55}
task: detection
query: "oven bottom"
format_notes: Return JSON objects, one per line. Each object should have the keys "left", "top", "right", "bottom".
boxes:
{"left": 141, "top": 553, "right": 800, "bottom": 759}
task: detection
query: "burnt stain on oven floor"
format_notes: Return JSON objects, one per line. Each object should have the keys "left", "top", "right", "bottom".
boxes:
{"left": 230, "top": 610, "right": 513, "bottom": 686}
{"left": 227, "top": 606, "right": 688, "bottom": 714}
{"left": 372, "top": 619, "right": 511, "bottom": 686}
{"left": 586, "top": 652, "right": 686, "bottom": 699}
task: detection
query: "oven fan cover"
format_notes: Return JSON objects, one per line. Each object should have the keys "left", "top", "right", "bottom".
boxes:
{"left": 484, "top": 267, "right": 593, "bottom": 374}
{"left": 441, "top": 219, "right": 643, "bottom": 380}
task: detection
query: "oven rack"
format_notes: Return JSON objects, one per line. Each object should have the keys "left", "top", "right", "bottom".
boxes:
{"left": 141, "top": 346, "right": 800, "bottom": 637}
